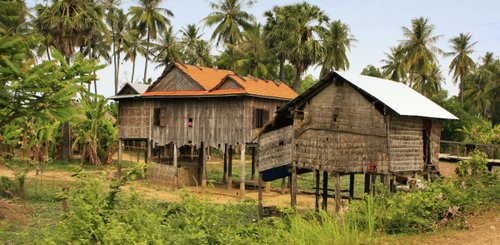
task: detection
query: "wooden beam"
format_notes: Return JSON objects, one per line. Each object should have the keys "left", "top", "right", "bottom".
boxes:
{"left": 239, "top": 144, "right": 246, "bottom": 198}
{"left": 280, "top": 177, "right": 287, "bottom": 194}
{"left": 335, "top": 173, "right": 341, "bottom": 213}
{"left": 227, "top": 145, "right": 233, "bottom": 190}
{"left": 251, "top": 147, "right": 256, "bottom": 181}
{"left": 201, "top": 142, "right": 207, "bottom": 194}
{"left": 173, "top": 144, "right": 178, "bottom": 190}
{"left": 349, "top": 173, "right": 355, "bottom": 202}
{"left": 117, "top": 139, "right": 122, "bottom": 178}
{"left": 223, "top": 143, "right": 228, "bottom": 183}
{"left": 322, "top": 171, "right": 328, "bottom": 210}
{"left": 145, "top": 140, "right": 152, "bottom": 163}
{"left": 315, "top": 170, "right": 320, "bottom": 211}
{"left": 258, "top": 172, "right": 263, "bottom": 219}
{"left": 364, "top": 173, "right": 370, "bottom": 194}
{"left": 290, "top": 163, "right": 297, "bottom": 208}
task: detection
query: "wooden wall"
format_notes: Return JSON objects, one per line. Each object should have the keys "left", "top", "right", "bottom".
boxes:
{"left": 258, "top": 125, "right": 293, "bottom": 171}
{"left": 118, "top": 100, "right": 152, "bottom": 139}
{"left": 150, "top": 68, "right": 203, "bottom": 91}
{"left": 146, "top": 163, "right": 200, "bottom": 187}
{"left": 430, "top": 119, "right": 442, "bottom": 166}
{"left": 292, "top": 79, "right": 389, "bottom": 173}
{"left": 150, "top": 96, "right": 285, "bottom": 148}
{"left": 388, "top": 114, "right": 424, "bottom": 172}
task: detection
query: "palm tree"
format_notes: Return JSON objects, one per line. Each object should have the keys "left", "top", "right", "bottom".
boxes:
{"left": 319, "top": 20, "right": 357, "bottom": 77}
{"left": 400, "top": 17, "right": 442, "bottom": 88}
{"left": 413, "top": 63, "right": 443, "bottom": 98}
{"left": 280, "top": 3, "right": 329, "bottom": 91}
{"left": 180, "top": 24, "right": 203, "bottom": 64}
{"left": 448, "top": 33, "right": 477, "bottom": 107}
{"left": 381, "top": 45, "right": 408, "bottom": 83}
{"left": 129, "top": 0, "right": 173, "bottom": 83}
{"left": 235, "top": 24, "right": 273, "bottom": 78}
{"left": 263, "top": 7, "right": 291, "bottom": 81}
{"left": 122, "top": 26, "right": 146, "bottom": 83}
{"left": 152, "top": 26, "right": 182, "bottom": 68}
{"left": 102, "top": 0, "right": 122, "bottom": 94}
{"left": 361, "top": 65, "right": 383, "bottom": 78}
{"left": 203, "top": 0, "right": 255, "bottom": 47}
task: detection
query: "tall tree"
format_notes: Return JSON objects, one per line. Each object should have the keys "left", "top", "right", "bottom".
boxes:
{"left": 122, "top": 26, "right": 146, "bottom": 83}
{"left": 263, "top": 7, "right": 291, "bottom": 81}
{"left": 448, "top": 33, "right": 477, "bottom": 107}
{"left": 235, "top": 24, "right": 273, "bottom": 78}
{"left": 413, "top": 63, "right": 443, "bottom": 98}
{"left": 381, "top": 45, "right": 408, "bottom": 83}
{"left": 400, "top": 17, "right": 442, "bottom": 88}
{"left": 102, "top": 0, "right": 122, "bottom": 94}
{"left": 129, "top": 0, "right": 173, "bottom": 83}
{"left": 319, "top": 20, "right": 356, "bottom": 77}
{"left": 152, "top": 26, "right": 182, "bottom": 68}
{"left": 180, "top": 24, "right": 203, "bottom": 64}
{"left": 203, "top": 0, "right": 255, "bottom": 47}
{"left": 361, "top": 65, "right": 383, "bottom": 78}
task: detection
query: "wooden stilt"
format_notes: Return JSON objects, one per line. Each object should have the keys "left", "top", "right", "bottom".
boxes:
{"left": 280, "top": 177, "right": 287, "bottom": 194}
{"left": 258, "top": 172, "right": 263, "bottom": 219}
{"left": 370, "top": 174, "right": 377, "bottom": 196}
{"left": 335, "top": 173, "right": 341, "bottom": 213}
{"left": 239, "top": 144, "right": 246, "bottom": 198}
{"left": 349, "top": 173, "right": 355, "bottom": 202}
{"left": 227, "top": 145, "right": 233, "bottom": 190}
{"left": 390, "top": 175, "right": 396, "bottom": 193}
{"left": 315, "top": 170, "right": 320, "bottom": 211}
{"left": 223, "top": 143, "right": 228, "bottom": 182}
{"left": 290, "top": 163, "right": 297, "bottom": 208}
{"left": 322, "top": 171, "right": 328, "bottom": 210}
{"left": 117, "top": 139, "right": 122, "bottom": 178}
{"left": 172, "top": 144, "right": 178, "bottom": 190}
{"left": 384, "top": 174, "right": 391, "bottom": 190}
{"left": 146, "top": 139, "right": 152, "bottom": 163}
{"left": 251, "top": 147, "right": 256, "bottom": 180}
{"left": 364, "top": 173, "right": 370, "bottom": 194}
{"left": 201, "top": 142, "right": 207, "bottom": 194}
{"left": 265, "top": 182, "right": 271, "bottom": 193}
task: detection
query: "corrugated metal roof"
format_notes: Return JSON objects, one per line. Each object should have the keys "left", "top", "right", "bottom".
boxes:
{"left": 335, "top": 71, "right": 458, "bottom": 120}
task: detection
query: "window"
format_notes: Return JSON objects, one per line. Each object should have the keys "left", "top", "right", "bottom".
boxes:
{"left": 188, "top": 118, "right": 193, "bottom": 128}
{"left": 154, "top": 108, "right": 167, "bottom": 127}
{"left": 254, "top": 108, "right": 269, "bottom": 128}
{"left": 154, "top": 108, "right": 161, "bottom": 126}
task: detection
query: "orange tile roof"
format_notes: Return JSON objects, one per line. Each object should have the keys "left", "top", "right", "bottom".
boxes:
{"left": 143, "top": 63, "right": 298, "bottom": 100}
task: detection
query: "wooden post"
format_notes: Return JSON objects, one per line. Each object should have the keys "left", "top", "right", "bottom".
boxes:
{"left": 258, "top": 172, "right": 263, "bottom": 219}
{"left": 364, "top": 173, "right": 370, "bottom": 194}
{"left": 173, "top": 144, "right": 178, "bottom": 190}
{"left": 146, "top": 139, "right": 152, "bottom": 163}
{"left": 265, "top": 182, "right": 271, "bottom": 193}
{"left": 389, "top": 175, "right": 396, "bottom": 193}
{"left": 201, "top": 142, "right": 207, "bottom": 194}
{"left": 251, "top": 147, "right": 256, "bottom": 181}
{"left": 322, "top": 171, "right": 328, "bottom": 210}
{"left": 239, "top": 144, "right": 246, "bottom": 198}
{"left": 384, "top": 174, "right": 391, "bottom": 191}
{"left": 290, "top": 163, "right": 297, "bottom": 208}
{"left": 223, "top": 143, "right": 228, "bottom": 182}
{"left": 315, "top": 169, "right": 320, "bottom": 211}
{"left": 280, "top": 178, "right": 287, "bottom": 194}
{"left": 370, "top": 174, "right": 377, "bottom": 196}
{"left": 335, "top": 173, "right": 341, "bottom": 213}
{"left": 227, "top": 145, "right": 233, "bottom": 190}
{"left": 349, "top": 173, "right": 355, "bottom": 202}
{"left": 117, "top": 139, "right": 122, "bottom": 178}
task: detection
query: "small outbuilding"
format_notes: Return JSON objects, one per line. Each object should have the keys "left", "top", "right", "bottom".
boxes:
{"left": 257, "top": 71, "right": 457, "bottom": 211}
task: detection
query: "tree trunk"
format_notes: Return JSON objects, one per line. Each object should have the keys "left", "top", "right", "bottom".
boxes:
{"left": 18, "top": 176, "right": 25, "bottom": 199}
{"left": 112, "top": 25, "right": 118, "bottom": 95}
{"left": 279, "top": 56, "right": 285, "bottom": 82}
{"left": 460, "top": 76, "right": 464, "bottom": 108}
{"left": 131, "top": 54, "right": 136, "bottom": 83}
{"left": 46, "top": 45, "right": 51, "bottom": 61}
{"left": 293, "top": 65, "right": 301, "bottom": 92}
{"left": 409, "top": 70, "right": 414, "bottom": 88}
{"left": 143, "top": 32, "right": 150, "bottom": 83}
{"left": 116, "top": 44, "right": 121, "bottom": 91}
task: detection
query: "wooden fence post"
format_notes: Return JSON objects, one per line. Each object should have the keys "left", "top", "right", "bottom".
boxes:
{"left": 239, "top": 144, "right": 246, "bottom": 198}
{"left": 223, "top": 143, "right": 228, "bottom": 182}
{"left": 201, "top": 142, "right": 207, "bottom": 194}
{"left": 227, "top": 145, "right": 233, "bottom": 190}
{"left": 290, "top": 162, "right": 297, "bottom": 208}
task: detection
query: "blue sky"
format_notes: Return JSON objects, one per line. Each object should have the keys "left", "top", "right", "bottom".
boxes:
{"left": 28, "top": 0, "right": 500, "bottom": 98}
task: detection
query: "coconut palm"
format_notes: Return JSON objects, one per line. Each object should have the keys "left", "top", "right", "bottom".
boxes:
{"left": 152, "top": 26, "right": 182, "bottom": 68}
{"left": 203, "top": 0, "right": 255, "bottom": 47}
{"left": 235, "top": 24, "right": 273, "bottom": 78}
{"left": 191, "top": 40, "right": 213, "bottom": 67}
{"left": 319, "top": 20, "right": 357, "bottom": 77}
{"left": 448, "top": 33, "right": 477, "bottom": 107}
{"left": 102, "top": 0, "right": 122, "bottom": 94}
{"left": 413, "top": 63, "right": 443, "bottom": 98}
{"left": 180, "top": 24, "right": 202, "bottom": 64}
{"left": 400, "top": 17, "right": 442, "bottom": 88}
{"left": 263, "top": 7, "right": 291, "bottom": 81}
{"left": 122, "top": 26, "right": 146, "bottom": 83}
{"left": 129, "top": 0, "right": 173, "bottom": 83}
{"left": 381, "top": 45, "right": 408, "bottom": 83}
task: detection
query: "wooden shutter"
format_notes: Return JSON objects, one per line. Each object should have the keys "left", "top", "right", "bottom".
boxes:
{"left": 262, "top": 109, "right": 269, "bottom": 126}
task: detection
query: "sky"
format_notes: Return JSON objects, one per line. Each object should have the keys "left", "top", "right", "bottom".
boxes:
{"left": 28, "top": 0, "right": 500, "bottom": 99}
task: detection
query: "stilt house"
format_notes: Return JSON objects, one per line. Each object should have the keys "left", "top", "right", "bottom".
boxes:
{"left": 111, "top": 62, "right": 297, "bottom": 190}
{"left": 257, "top": 71, "right": 457, "bottom": 210}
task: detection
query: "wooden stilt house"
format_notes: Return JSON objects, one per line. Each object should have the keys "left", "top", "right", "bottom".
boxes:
{"left": 111, "top": 63, "right": 297, "bottom": 193}
{"left": 257, "top": 71, "right": 457, "bottom": 212}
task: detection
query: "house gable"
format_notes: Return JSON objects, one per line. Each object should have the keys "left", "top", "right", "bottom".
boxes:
{"left": 149, "top": 67, "right": 204, "bottom": 92}
{"left": 118, "top": 84, "right": 139, "bottom": 95}
{"left": 214, "top": 77, "right": 243, "bottom": 90}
